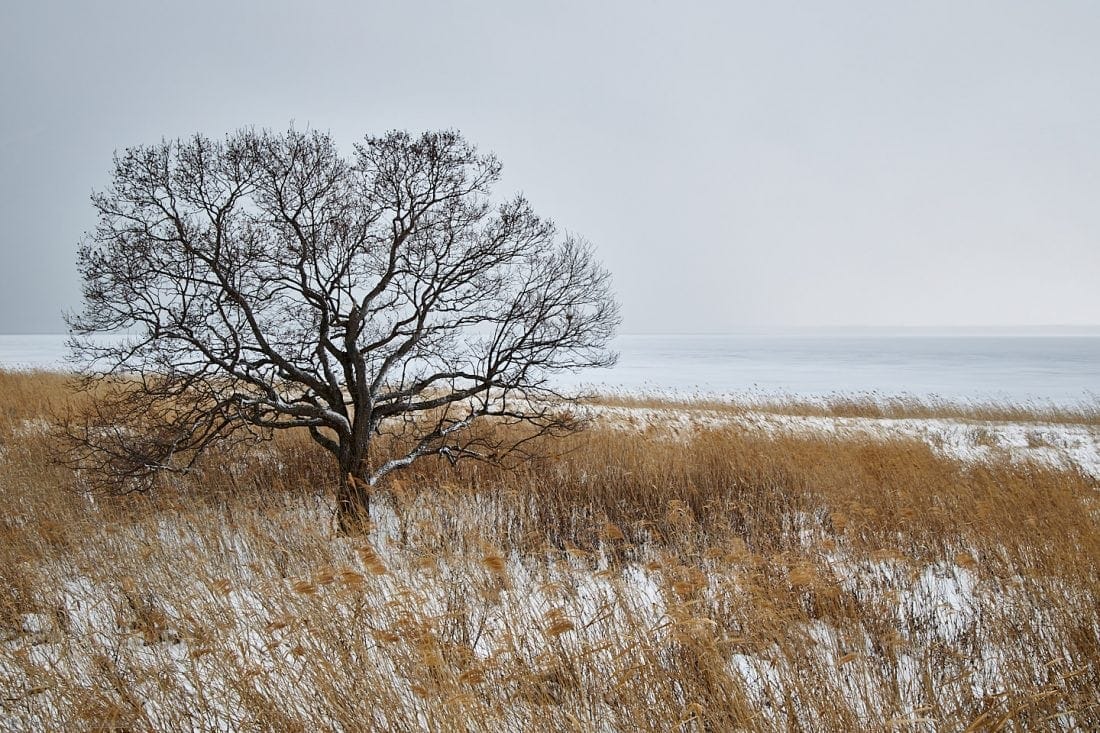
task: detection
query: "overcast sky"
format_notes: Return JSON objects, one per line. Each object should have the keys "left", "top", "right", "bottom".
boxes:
{"left": 2, "top": 1, "right": 1098, "bottom": 334}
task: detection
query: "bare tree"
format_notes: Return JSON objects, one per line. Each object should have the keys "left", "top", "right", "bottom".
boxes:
{"left": 67, "top": 128, "right": 619, "bottom": 530}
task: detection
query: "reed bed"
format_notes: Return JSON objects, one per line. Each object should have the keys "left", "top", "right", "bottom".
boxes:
{"left": 589, "top": 391, "right": 1100, "bottom": 427}
{"left": 0, "top": 371, "right": 1097, "bottom": 731}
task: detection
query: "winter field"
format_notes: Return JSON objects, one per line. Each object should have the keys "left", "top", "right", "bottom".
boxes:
{"left": 1, "top": 371, "right": 1098, "bottom": 731}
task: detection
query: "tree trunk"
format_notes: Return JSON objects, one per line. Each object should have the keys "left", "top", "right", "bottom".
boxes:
{"left": 336, "top": 466, "right": 371, "bottom": 534}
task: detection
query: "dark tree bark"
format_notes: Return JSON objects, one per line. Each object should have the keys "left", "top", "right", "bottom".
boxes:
{"left": 67, "top": 128, "right": 619, "bottom": 530}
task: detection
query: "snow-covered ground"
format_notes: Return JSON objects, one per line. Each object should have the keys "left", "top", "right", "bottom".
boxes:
{"left": 4, "top": 507, "right": 1092, "bottom": 731}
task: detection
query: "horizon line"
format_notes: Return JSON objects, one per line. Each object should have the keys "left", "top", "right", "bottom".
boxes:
{"left": 3, "top": 324, "right": 1100, "bottom": 338}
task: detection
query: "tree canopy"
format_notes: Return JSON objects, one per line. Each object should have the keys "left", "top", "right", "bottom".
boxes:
{"left": 68, "top": 128, "right": 619, "bottom": 528}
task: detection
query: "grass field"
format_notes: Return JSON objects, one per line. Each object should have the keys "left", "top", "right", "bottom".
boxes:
{"left": 1, "top": 370, "right": 1098, "bottom": 731}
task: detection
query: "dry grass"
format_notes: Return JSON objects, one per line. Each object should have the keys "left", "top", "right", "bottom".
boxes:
{"left": 1, "top": 370, "right": 1098, "bottom": 731}
{"left": 590, "top": 391, "right": 1100, "bottom": 426}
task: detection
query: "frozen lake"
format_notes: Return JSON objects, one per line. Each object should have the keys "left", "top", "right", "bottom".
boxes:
{"left": 560, "top": 331, "right": 1100, "bottom": 406}
{"left": 2, "top": 330, "right": 1098, "bottom": 406}
{"left": 0, "top": 334, "right": 78, "bottom": 372}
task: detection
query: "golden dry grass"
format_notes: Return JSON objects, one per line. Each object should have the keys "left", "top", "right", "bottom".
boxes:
{"left": 590, "top": 391, "right": 1100, "bottom": 426}
{"left": 1, "top": 370, "right": 1098, "bottom": 731}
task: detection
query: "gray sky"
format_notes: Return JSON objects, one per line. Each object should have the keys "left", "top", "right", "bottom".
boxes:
{"left": 2, "top": 0, "right": 1099, "bottom": 334}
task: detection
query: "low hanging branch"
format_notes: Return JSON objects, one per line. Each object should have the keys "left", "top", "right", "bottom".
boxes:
{"left": 67, "top": 128, "right": 619, "bottom": 531}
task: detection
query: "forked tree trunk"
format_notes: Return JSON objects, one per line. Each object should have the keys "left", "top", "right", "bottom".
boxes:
{"left": 336, "top": 459, "right": 371, "bottom": 534}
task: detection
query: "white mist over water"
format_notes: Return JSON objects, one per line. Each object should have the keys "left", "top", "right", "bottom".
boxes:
{"left": 2, "top": 331, "right": 1098, "bottom": 406}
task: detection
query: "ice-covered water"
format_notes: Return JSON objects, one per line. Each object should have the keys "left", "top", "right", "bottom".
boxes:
{"left": 0, "top": 334, "right": 74, "bottom": 371}
{"left": 564, "top": 330, "right": 1100, "bottom": 406}
{"left": 2, "top": 330, "right": 1098, "bottom": 406}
